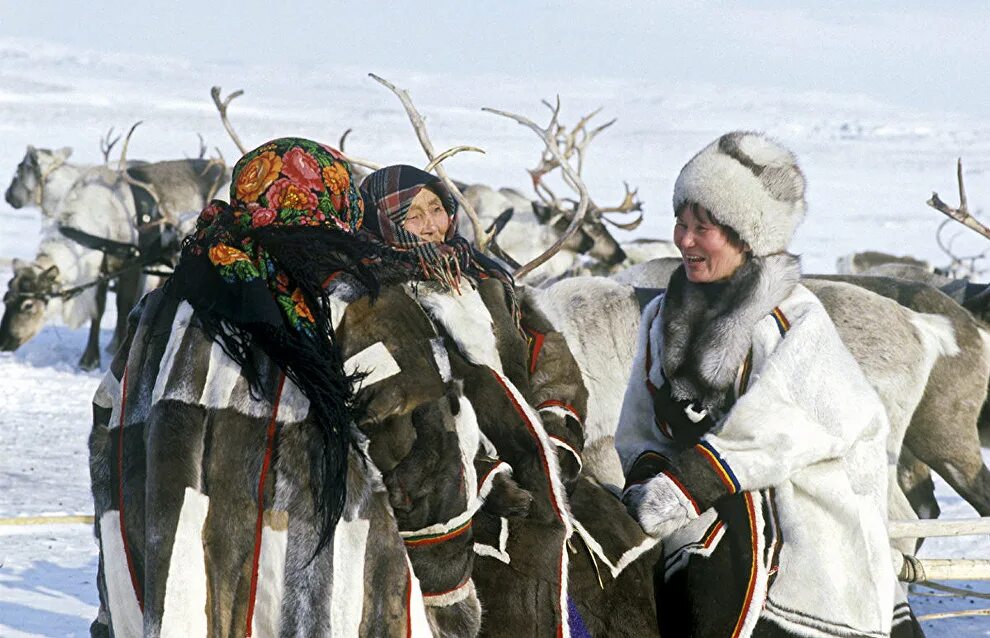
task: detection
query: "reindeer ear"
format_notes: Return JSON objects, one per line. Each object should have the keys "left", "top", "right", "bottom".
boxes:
{"left": 41, "top": 265, "right": 60, "bottom": 281}
{"left": 56, "top": 147, "right": 73, "bottom": 160}
{"left": 11, "top": 258, "right": 27, "bottom": 272}
{"left": 26, "top": 144, "right": 36, "bottom": 155}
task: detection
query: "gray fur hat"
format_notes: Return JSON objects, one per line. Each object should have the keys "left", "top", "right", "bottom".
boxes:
{"left": 673, "top": 131, "right": 806, "bottom": 256}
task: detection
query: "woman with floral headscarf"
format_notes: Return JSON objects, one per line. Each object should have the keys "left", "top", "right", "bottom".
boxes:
{"left": 360, "top": 165, "right": 662, "bottom": 637}
{"left": 87, "top": 139, "right": 503, "bottom": 637}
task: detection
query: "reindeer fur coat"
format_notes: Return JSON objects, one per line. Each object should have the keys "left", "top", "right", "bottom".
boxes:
{"left": 90, "top": 275, "right": 660, "bottom": 637}
{"left": 616, "top": 255, "right": 899, "bottom": 638}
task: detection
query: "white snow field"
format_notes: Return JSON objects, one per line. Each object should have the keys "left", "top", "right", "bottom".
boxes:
{"left": 0, "top": 38, "right": 989, "bottom": 636}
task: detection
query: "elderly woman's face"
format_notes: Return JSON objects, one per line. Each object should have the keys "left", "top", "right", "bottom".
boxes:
{"left": 403, "top": 187, "right": 450, "bottom": 243}
{"left": 673, "top": 205, "right": 747, "bottom": 283}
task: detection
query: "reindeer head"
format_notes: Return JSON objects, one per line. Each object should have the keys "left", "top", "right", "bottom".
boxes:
{"left": 0, "top": 259, "right": 59, "bottom": 351}
{"left": 5, "top": 146, "right": 73, "bottom": 209}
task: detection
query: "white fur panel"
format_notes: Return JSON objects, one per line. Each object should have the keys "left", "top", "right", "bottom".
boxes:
{"left": 473, "top": 517, "right": 510, "bottom": 564}
{"left": 98, "top": 510, "right": 143, "bottom": 638}
{"left": 909, "top": 312, "right": 960, "bottom": 359}
{"left": 430, "top": 337, "right": 452, "bottom": 382}
{"left": 276, "top": 378, "right": 311, "bottom": 424}
{"left": 571, "top": 517, "right": 659, "bottom": 579}
{"left": 455, "top": 396, "right": 481, "bottom": 504}
{"left": 161, "top": 487, "right": 209, "bottom": 638}
{"left": 415, "top": 285, "right": 503, "bottom": 374}
{"left": 199, "top": 339, "right": 252, "bottom": 414}
{"left": 153, "top": 301, "right": 194, "bottom": 406}
{"left": 251, "top": 525, "right": 288, "bottom": 638}
{"left": 330, "top": 518, "right": 370, "bottom": 637}
{"left": 346, "top": 341, "right": 402, "bottom": 388}
{"left": 93, "top": 369, "right": 120, "bottom": 411}
{"left": 423, "top": 579, "right": 474, "bottom": 608}
{"left": 404, "top": 556, "right": 434, "bottom": 637}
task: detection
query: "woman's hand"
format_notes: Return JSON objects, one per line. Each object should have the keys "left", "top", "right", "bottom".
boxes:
{"left": 622, "top": 473, "right": 700, "bottom": 539}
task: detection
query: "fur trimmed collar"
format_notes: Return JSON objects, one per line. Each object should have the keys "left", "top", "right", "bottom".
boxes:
{"left": 661, "top": 253, "right": 801, "bottom": 413}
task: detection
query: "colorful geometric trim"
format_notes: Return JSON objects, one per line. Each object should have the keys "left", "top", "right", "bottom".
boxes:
{"left": 696, "top": 441, "right": 741, "bottom": 494}
{"left": 771, "top": 307, "right": 790, "bottom": 336}
{"left": 403, "top": 519, "right": 473, "bottom": 548}
{"left": 731, "top": 492, "right": 760, "bottom": 638}
{"left": 737, "top": 350, "right": 754, "bottom": 397}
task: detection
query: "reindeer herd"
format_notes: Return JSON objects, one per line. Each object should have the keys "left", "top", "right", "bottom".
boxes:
{"left": 3, "top": 79, "right": 989, "bottom": 583}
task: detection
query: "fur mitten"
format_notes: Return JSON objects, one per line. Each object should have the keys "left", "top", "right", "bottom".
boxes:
{"left": 622, "top": 472, "right": 700, "bottom": 539}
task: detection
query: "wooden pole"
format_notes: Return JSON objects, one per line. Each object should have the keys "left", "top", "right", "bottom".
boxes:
{"left": 889, "top": 517, "right": 990, "bottom": 539}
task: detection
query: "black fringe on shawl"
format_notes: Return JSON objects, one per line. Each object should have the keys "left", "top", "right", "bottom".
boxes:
{"left": 165, "top": 226, "right": 407, "bottom": 557}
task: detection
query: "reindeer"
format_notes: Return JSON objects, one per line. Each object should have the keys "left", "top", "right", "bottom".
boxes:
{"left": 1, "top": 129, "right": 230, "bottom": 368}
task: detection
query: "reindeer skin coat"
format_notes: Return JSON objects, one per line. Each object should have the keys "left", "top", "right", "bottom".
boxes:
{"left": 616, "top": 256, "right": 900, "bottom": 638}
{"left": 90, "top": 276, "right": 659, "bottom": 637}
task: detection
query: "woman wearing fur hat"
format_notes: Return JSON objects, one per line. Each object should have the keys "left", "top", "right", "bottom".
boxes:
{"left": 616, "top": 132, "right": 921, "bottom": 637}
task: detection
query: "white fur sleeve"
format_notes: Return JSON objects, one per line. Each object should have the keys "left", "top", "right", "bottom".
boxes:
{"left": 701, "top": 301, "right": 888, "bottom": 492}
{"left": 615, "top": 294, "right": 677, "bottom": 480}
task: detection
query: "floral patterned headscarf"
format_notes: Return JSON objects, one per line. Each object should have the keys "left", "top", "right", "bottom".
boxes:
{"left": 167, "top": 137, "right": 368, "bottom": 557}
{"left": 184, "top": 137, "right": 365, "bottom": 331}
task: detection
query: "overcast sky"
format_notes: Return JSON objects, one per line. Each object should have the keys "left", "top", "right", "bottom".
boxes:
{"left": 2, "top": 1, "right": 987, "bottom": 115}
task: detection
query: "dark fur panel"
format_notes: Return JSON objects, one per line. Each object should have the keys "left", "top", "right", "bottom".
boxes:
{"left": 337, "top": 284, "right": 447, "bottom": 424}
{"left": 661, "top": 254, "right": 801, "bottom": 412}
{"left": 380, "top": 394, "right": 470, "bottom": 531}
{"left": 566, "top": 477, "right": 662, "bottom": 637}
{"left": 477, "top": 279, "right": 532, "bottom": 393}
{"left": 406, "top": 533, "right": 474, "bottom": 595}
{"left": 141, "top": 398, "right": 210, "bottom": 632}
{"left": 122, "top": 290, "right": 182, "bottom": 428}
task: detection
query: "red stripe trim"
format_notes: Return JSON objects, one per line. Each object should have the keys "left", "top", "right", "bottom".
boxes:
{"left": 556, "top": 546, "right": 565, "bottom": 638}
{"left": 405, "top": 566, "right": 413, "bottom": 638}
{"left": 536, "top": 399, "right": 582, "bottom": 423}
{"left": 526, "top": 329, "right": 546, "bottom": 375}
{"left": 478, "top": 461, "right": 507, "bottom": 490}
{"left": 422, "top": 575, "right": 471, "bottom": 599}
{"left": 730, "top": 492, "right": 760, "bottom": 638}
{"left": 662, "top": 471, "right": 701, "bottom": 516}
{"left": 489, "top": 370, "right": 563, "bottom": 522}
{"left": 116, "top": 366, "right": 144, "bottom": 611}
{"left": 403, "top": 519, "right": 473, "bottom": 547}
{"left": 702, "top": 521, "right": 725, "bottom": 548}
{"left": 244, "top": 373, "right": 286, "bottom": 637}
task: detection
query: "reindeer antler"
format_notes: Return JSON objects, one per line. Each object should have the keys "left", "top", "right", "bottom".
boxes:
{"left": 369, "top": 73, "right": 490, "bottom": 249}
{"left": 928, "top": 159, "right": 989, "bottom": 240}
{"left": 210, "top": 86, "right": 247, "bottom": 155}
{"left": 116, "top": 122, "right": 175, "bottom": 226}
{"left": 100, "top": 127, "right": 121, "bottom": 166}
{"left": 482, "top": 105, "right": 592, "bottom": 279}
{"left": 525, "top": 100, "right": 642, "bottom": 235}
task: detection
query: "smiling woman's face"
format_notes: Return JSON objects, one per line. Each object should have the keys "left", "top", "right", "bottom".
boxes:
{"left": 403, "top": 187, "right": 450, "bottom": 243}
{"left": 673, "top": 204, "right": 747, "bottom": 283}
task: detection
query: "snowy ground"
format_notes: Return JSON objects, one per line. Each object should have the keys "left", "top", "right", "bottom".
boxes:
{"left": 0, "top": 38, "right": 989, "bottom": 636}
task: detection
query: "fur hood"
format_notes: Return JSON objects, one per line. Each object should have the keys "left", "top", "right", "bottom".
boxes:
{"left": 661, "top": 253, "right": 801, "bottom": 413}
